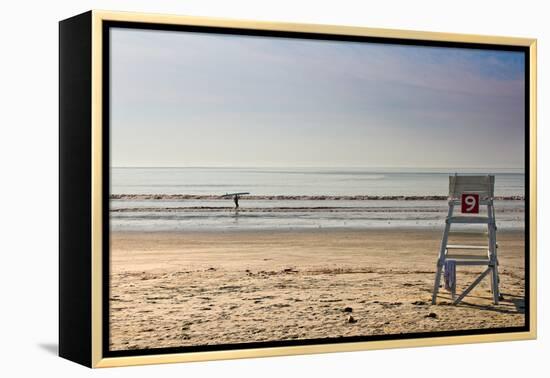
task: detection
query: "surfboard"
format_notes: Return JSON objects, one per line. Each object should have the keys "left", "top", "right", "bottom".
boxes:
{"left": 221, "top": 192, "right": 250, "bottom": 198}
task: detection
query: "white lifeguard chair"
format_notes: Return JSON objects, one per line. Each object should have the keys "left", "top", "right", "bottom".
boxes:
{"left": 431, "top": 175, "right": 499, "bottom": 305}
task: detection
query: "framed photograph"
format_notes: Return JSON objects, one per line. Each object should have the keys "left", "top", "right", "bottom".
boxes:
{"left": 59, "top": 10, "right": 537, "bottom": 368}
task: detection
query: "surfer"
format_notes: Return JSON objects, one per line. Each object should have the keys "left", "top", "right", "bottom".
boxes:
{"left": 222, "top": 192, "right": 249, "bottom": 209}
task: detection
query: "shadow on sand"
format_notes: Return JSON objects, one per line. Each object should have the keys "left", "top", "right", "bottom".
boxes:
{"left": 459, "top": 293, "right": 525, "bottom": 315}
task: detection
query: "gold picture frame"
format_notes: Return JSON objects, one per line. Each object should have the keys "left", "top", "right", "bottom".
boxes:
{"left": 59, "top": 10, "right": 537, "bottom": 368}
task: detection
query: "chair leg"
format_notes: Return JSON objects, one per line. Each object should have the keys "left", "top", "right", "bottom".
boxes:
{"left": 432, "top": 263, "right": 443, "bottom": 304}
{"left": 433, "top": 203, "right": 453, "bottom": 305}
{"left": 492, "top": 265, "right": 500, "bottom": 305}
{"left": 487, "top": 203, "right": 499, "bottom": 305}
{"left": 490, "top": 264, "right": 495, "bottom": 298}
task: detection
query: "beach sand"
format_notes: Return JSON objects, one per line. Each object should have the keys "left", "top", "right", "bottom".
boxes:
{"left": 109, "top": 229, "right": 525, "bottom": 351}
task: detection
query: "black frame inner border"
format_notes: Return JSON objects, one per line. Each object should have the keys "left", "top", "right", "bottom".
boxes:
{"left": 101, "top": 20, "right": 531, "bottom": 358}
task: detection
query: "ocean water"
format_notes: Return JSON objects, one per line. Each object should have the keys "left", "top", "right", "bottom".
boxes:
{"left": 110, "top": 167, "right": 525, "bottom": 231}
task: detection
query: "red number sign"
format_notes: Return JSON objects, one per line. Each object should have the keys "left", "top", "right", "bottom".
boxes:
{"left": 461, "top": 193, "right": 479, "bottom": 214}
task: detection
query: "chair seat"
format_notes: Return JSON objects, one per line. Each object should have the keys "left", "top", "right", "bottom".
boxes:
{"left": 448, "top": 216, "right": 491, "bottom": 224}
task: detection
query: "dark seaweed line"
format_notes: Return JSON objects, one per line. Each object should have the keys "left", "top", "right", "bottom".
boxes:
{"left": 110, "top": 206, "right": 525, "bottom": 213}
{"left": 111, "top": 207, "right": 440, "bottom": 213}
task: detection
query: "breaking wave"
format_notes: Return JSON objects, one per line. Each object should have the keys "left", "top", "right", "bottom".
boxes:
{"left": 110, "top": 194, "right": 524, "bottom": 201}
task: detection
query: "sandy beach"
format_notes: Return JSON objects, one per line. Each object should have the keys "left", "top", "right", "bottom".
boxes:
{"left": 109, "top": 229, "right": 525, "bottom": 351}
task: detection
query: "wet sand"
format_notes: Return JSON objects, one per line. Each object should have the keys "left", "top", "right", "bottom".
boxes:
{"left": 109, "top": 229, "right": 525, "bottom": 351}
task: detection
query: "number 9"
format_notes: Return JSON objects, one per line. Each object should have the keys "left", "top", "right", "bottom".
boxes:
{"left": 465, "top": 195, "right": 477, "bottom": 211}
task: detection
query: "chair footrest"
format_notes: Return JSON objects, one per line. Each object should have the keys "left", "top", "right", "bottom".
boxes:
{"left": 445, "top": 256, "right": 493, "bottom": 265}
{"left": 446, "top": 244, "right": 488, "bottom": 250}
{"left": 446, "top": 254, "right": 489, "bottom": 260}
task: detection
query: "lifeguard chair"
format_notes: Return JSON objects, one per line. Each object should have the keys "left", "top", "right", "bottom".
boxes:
{"left": 431, "top": 175, "right": 499, "bottom": 305}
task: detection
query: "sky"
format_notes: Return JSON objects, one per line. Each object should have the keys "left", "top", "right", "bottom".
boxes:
{"left": 110, "top": 28, "right": 525, "bottom": 169}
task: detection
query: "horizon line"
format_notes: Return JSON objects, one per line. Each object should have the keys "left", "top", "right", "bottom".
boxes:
{"left": 111, "top": 165, "right": 526, "bottom": 170}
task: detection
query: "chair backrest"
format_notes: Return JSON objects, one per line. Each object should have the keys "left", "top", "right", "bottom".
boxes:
{"left": 448, "top": 175, "right": 495, "bottom": 199}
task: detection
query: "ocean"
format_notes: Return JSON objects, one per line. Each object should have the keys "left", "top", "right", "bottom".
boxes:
{"left": 110, "top": 167, "right": 525, "bottom": 232}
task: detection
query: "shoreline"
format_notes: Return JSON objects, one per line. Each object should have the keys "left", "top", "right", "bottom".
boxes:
{"left": 111, "top": 194, "right": 525, "bottom": 201}
{"left": 110, "top": 228, "right": 526, "bottom": 235}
